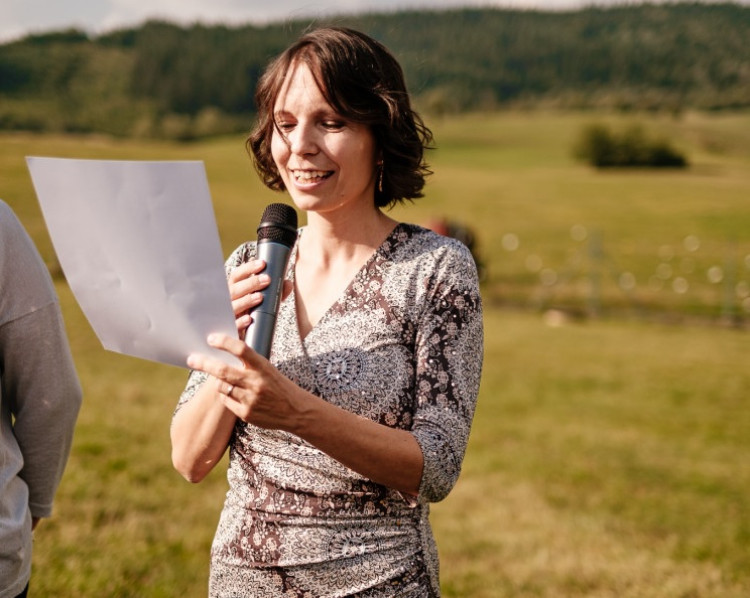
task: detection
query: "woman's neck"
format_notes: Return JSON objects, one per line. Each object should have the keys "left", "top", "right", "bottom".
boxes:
{"left": 292, "top": 206, "right": 399, "bottom": 337}
{"left": 300, "top": 208, "right": 398, "bottom": 266}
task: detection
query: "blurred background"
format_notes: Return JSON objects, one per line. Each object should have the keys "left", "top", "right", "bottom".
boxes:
{"left": 1, "top": 1, "right": 749, "bottom": 596}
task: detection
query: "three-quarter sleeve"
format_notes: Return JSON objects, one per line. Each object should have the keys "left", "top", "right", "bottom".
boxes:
{"left": 411, "top": 243, "right": 483, "bottom": 503}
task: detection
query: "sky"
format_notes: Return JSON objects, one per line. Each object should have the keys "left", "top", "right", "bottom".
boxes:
{"left": 3, "top": 0, "right": 745, "bottom": 43}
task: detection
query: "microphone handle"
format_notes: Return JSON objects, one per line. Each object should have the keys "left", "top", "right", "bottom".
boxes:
{"left": 245, "top": 310, "right": 277, "bottom": 359}
{"left": 244, "top": 240, "right": 292, "bottom": 358}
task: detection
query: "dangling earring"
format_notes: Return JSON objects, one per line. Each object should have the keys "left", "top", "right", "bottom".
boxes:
{"left": 377, "top": 161, "right": 384, "bottom": 193}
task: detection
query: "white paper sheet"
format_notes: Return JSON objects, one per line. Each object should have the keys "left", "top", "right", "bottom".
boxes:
{"left": 27, "top": 157, "right": 240, "bottom": 368}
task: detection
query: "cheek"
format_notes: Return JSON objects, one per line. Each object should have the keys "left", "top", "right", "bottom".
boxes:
{"left": 351, "top": 140, "right": 377, "bottom": 178}
{"left": 270, "top": 133, "right": 289, "bottom": 170}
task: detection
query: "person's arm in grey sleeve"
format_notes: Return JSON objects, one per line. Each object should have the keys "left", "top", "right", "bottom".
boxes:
{"left": 0, "top": 201, "right": 82, "bottom": 521}
{"left": 4, "top": 305, "right": 82, "bottom": 519}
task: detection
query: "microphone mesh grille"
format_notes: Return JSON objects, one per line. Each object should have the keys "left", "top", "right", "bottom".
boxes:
{"left": 257, "top": 203, "right": 298, "bottom": 247}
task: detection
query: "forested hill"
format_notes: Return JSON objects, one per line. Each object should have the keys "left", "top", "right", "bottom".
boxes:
{"left": 1, "top": 3, "right": 749, "bottom": 138}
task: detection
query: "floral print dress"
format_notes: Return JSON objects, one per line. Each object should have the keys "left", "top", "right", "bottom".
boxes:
{"left": 176, "top": 223, "right": 483, "bottom": 597}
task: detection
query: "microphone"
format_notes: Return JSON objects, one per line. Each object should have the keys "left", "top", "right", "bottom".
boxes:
{"left": 244, "top": 203, "right": 298, "bottom": 358}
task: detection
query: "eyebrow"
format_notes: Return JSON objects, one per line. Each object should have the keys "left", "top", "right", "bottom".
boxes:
{"left": 273, "top": 107, "right": 343, "bottom": 121}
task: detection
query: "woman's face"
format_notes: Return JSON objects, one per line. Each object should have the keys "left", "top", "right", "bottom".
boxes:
{"left": 270, "top": 61, "right": 378, "bottom": 217}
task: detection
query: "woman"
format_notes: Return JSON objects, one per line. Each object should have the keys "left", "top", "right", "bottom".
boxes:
{"left": 171, "top": 27, "right": 483, "bottom": 597}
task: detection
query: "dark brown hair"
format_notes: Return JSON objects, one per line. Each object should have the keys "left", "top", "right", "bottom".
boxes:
{"left": 247, "top": 26, "right": 432, "bottom": 209}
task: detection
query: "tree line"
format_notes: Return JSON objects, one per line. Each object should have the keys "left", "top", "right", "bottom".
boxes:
{"left": 1, "top": 3, "right": 749, "bottom": 138}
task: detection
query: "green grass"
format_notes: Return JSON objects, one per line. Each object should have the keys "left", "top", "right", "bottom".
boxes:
{"left": 2, "top": 110, "right": 749, "bottom": 596}
{"left": 433, "top": 310, "right": 749, "bottom": 597}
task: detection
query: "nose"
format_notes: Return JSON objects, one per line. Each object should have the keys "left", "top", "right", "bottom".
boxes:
{"left": 288, "top": 122, "right": 318, "bottom": 156}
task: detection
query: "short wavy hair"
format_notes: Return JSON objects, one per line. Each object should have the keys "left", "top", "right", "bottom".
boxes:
{"left": 247, "top": 26, "right": 433, "bottom": 209}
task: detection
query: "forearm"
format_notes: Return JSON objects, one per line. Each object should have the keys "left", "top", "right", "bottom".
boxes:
{"left": 6, "top": 308, "right": 82, "bottom": 516}
{"left": 171, "top": 378, "right": 236, "bottom": 483}
{"left": 290, "top": 389, "right": 424, "bottom": 496}
{"left": 186, "top": 335, "right": 425, "bottom": 494}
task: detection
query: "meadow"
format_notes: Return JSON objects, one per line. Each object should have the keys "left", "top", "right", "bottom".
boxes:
{"left": 1, "top": 109, "right": 749, "bottom": 596}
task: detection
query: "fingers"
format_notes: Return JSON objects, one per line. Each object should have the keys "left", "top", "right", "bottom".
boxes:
{"left": 187, "top": 333, "right": 264, "bottom": 378}
{"left": 187, "top": 334, "right": 266, "bottom": 422}
{"left": 218, "top": 381, "right": 235, "bottom": 397}
{"left": 208, "top": 332, "right": 254, "bottom": 362}
{"left": 211, "top": 373, "right": 250, "bottom": 421}
{"left": 229, "top": 260, "right": 271, "bottom": 318}
{"left": 229, "top": 274, "right": 270, "bottom": 299}
{"left": 188, "top": 333, "right": 295, "bottom": 429}
{"left": 235, "top": 313, "right": 251, "bottom": 334}
{"left": 186, "top": 351, "right": 240, "bottom": 387}
{"left": 228, "top": 259, "right": 267, "bottom": 288}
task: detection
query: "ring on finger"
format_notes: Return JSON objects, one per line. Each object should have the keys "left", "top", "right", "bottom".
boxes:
{"left": 225, "top": 383, "right": 234, "bottom": 396}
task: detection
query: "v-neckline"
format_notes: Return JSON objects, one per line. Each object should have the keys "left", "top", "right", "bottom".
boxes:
{"left": 289, "top": 223, "right": 405, "bottom": 345}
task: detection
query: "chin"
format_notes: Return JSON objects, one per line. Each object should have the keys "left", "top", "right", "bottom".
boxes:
{"left": 286, "top": 194, "right": 319, "bottom": 212}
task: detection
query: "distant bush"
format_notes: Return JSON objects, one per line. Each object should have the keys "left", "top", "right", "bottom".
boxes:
{"left": 574, "top": 123, "right": 688, "bottom": 168}
{"left": 0, "top": 110, "right": 46, "bottom": 131}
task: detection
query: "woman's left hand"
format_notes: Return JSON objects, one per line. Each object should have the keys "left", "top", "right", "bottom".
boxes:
{"left": 187, "top": 333, "right": 305, "bottom": 432}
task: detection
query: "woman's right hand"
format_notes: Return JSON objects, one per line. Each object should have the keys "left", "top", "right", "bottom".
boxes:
{"left": 228, "top": 259, "right": 271, "bottom": 335}
{"left": 228, "top": 258, "right": 294, "bottom": 337}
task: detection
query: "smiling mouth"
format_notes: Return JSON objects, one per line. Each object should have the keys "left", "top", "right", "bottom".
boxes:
{"left": 291, "top": 169, "right": 333, "bottom": 183}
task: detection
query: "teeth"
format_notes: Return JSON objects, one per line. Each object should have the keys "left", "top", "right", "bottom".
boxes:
{"left": 292, "top": 170, "right": 329, "bottom": 181}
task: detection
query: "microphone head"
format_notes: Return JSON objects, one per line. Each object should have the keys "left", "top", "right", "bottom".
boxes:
{"left": 257, "top": 203, "right": 298, "bottom": 247}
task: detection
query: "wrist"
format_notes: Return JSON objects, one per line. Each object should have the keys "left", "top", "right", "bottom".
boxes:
{"left": 285, "top": 387, "right": 324, "bottom": 439}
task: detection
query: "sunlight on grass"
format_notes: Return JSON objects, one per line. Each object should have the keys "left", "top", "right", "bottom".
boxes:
{"left": 431, "top": 308, "right": 749, "bottom": 597}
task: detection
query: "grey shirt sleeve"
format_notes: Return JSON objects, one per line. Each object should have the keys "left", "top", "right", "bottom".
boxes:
{"left": 2, "top": 305, "right": 82, "bottom": 517}
{"left": 0, "top": 201, "right": 82, "bottom": 518}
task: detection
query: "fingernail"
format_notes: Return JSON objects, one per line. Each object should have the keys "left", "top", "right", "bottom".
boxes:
{"left": 207, "top": 333, "right": 219, "bottom": 344}
{"left": 186, "top": 354, "right": 197, "bottom": 367}
{"left": 258, "top": 274, "right": 270, "bottom": 284}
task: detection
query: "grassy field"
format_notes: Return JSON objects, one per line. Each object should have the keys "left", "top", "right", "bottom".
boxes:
{"left": 1, "top": 110, "right": 749, "bottom": 596}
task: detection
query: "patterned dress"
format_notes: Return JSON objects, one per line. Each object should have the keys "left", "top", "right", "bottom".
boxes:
{"left": 176, "top": 223, "right": 483, "bottom": 597}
